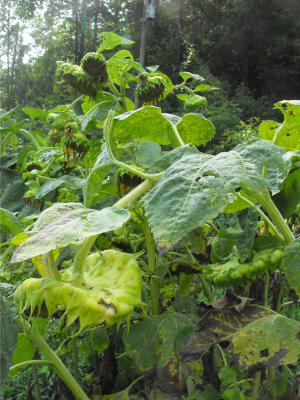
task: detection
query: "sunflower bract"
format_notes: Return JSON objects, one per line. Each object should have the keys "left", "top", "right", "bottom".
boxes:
{"left": 14, "top": 250, "right": 143, "bottom": 332}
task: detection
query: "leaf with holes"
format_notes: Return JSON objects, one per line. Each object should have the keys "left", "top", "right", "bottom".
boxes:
{"left": 259, "top": 100, "right": 300, "bottom": 151}
{"left": 179, "top": 289, "right": 276, "bottom": 365}
{"left": 229, "top": 315, "right": 300, "bottom": 370}
{"left": 143, "top": 140, "right": 287, "bottom": 255}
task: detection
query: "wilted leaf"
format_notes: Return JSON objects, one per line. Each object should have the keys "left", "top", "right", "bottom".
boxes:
{"left": 4, "top": 203, "right": 130, "bottom": 267}
{"left": 229, "top": 315, "right": 300, "bottom": 370}
{"left": 179, "top": 289, "right": 276, "bottom": 364}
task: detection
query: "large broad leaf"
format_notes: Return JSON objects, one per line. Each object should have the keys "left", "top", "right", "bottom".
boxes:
{"left": 0, "top": 208, "right": 22, "bottom": 235}
{"left": 113, "top": 106, "right": 179, "bottom": 147}
{"left": 143, "top": 140, "right": 287, "bottom": 254}
{"left": 98, "top": 32, "right": 134, "bottom": 52}
{"left": 179, "top": 289, "right": 276, "bottom": 364}
{"left": 22, "top": 107, "right": 48, "bottom": 121}
{"left": 272, "top": 169, "right": 300, "bottom": 218}
{"left": 281, "top": 237, "right": 300, "bottom": 295}
{"left": 176, "top": 113, "right": 215, "bottom": 146}
{"left": 4, "top": 203, "right": 130, "bottom": 267}
{"left": 84, "top": 148, "right": 118, "bottom": 207}
{"left": 0, "top": 293, "right": 18, "bottom": 390}
{"left": 229, "top": 315, "right": 300, "bottom": 370}
{"left": 147, "top": 145, "right": 200, "bottom": 174}
{"left": 259, "top": 101, "right": 300, "bottom": 151}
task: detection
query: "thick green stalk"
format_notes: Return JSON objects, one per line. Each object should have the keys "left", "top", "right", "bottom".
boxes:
{"left": 234, "top": 191, "right": 284, "bottom": 243}
{"left": 42, "top": 250, "right": 61, "bottom": 280}
{"left": 161, "top": 114, "right": 185, "bottom": 147}
{"left": 254, "top": 192, "right": 294, "bottom": 245}
{"left": 150, "top": 277, "right": 160, "bottom": 315}
{"left": 268, "top": 366, "right": 276, "bottom": 399}
{"left": 19, "top": 129, "right": 40, "bottom": 149}
{"left": 72, "top": 235, "right": 97, "bottom": 276}
{"left": 114, "top": 179, "right": 156, "bottom": 209}
{"left": 17, "top": 318, "right": 89, "bottom": 400}
{"left": 251, "top": 371, "right": 261, "bottom": 400}
{"left": 64, "top": 95, "right": 83, "bottom": 113}
{"left": 32, "top": 364, "right": 41, "bottom": 400}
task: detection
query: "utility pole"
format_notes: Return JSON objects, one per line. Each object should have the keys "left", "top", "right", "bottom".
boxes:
{"left": 139, "top": 0, "right": 149, "bottom": 68}
{"left": 135, "top": 0, "right": 149, "bottom": 109}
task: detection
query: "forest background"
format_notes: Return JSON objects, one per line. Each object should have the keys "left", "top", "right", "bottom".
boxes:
{"left": 1, "top": 0, "right": 300, "bottom": 130}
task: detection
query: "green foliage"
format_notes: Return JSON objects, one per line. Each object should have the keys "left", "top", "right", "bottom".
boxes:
{"left": 2, "top": 31, "right": 300, "bottom": 400}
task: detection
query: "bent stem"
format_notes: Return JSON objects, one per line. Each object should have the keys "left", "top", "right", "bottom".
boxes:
{"left": 10, "top": 360, "right": 54, "bottom": 373}
{"left": 17, "top": 317, "right": 89, "bottom": 400}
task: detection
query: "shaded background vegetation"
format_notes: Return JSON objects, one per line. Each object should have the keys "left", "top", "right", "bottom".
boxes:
{"left": 1, "top": 0, "right": 300, "bottom": 112}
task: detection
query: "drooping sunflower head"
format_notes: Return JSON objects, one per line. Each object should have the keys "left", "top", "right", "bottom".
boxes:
{"left": 135, "top": 72, "right": 166, "bottom": 105}
{"left": 81, "top": 52, "right": 108, "bottom": 84}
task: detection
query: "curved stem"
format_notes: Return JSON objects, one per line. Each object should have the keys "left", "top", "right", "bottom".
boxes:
{"left": 234, "top": 192, "right": 285, "bottom": 244}
{"left": 107, "top": 75, "right": 121, "bottom": 98}
{"left": 64, "top": 95, "right": 83, "bottom": 113}
{"left": 114, "top": 179, "right": 155, "bottom": 208}
{"left": 161, "top": 114, "right": 185, "bottom": 147}
{"left": 17, "top": 318, "right": 89, "bottom": 400}
{"left": 10, "top": 359, "right": 54, "bottom": 373}
{"left": 72, "top": 235, "right": 97, "bottom": 276}
{"left": 42, "top": 250, "right": 61, "bottom": 281}
{"left": 254, "top": 192, "right": 294, "bottom": 245}
{"left": 19, "top": 129, "right": 40, "bottom": 149}
{"left": 104, "top": 110, "right": 163, "bottom": 181}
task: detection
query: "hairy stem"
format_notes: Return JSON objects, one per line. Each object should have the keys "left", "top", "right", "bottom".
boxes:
{"left": 17, "top": 318, "right": 89, "bottom": 400}
{"left": 32, "top": 364, "right": 41, "bottom": 400}
{"left": 42, "top": 250, "right": 61, "bottom": 280}
{"left": 72, "top": 235, "right": 97, "bottom": 276}
{"left": 72, "top": 337, "right": 79, "bottom": 383}
{"left": 251, "top": 371, "right": 261, "bottom": 400}
{"left": 268, "top": 366, "right": 276, "bottom": 399}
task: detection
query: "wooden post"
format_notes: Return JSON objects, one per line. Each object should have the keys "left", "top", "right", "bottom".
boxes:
{"left": 135, "top": 0, "right": 149, "bottom": 109}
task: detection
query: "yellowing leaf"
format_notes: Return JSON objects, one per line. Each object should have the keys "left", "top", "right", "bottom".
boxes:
{"left": 12, "top": 232, "right": 27, "bottom": 245}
